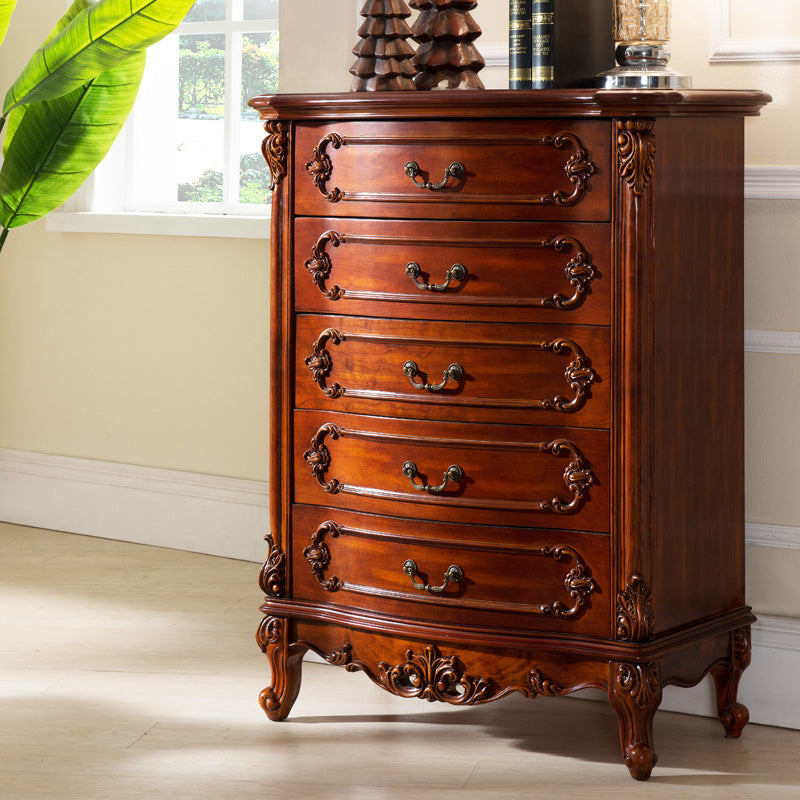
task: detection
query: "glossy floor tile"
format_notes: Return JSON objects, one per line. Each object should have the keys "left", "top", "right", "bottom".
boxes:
{"left": 1, "top": 522, "right": 799, "bottom": 799}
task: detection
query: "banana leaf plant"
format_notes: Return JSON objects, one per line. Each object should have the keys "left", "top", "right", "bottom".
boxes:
{"left": 0, "top": 0, "right": 198, "bottom": 254}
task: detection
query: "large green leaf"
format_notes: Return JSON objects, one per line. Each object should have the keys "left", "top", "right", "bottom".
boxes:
{"left": 0, "top": 50, "right": 146, "bottom": 229}
{"left": 3, "top": 0, "right": 194, "bottom": 116}
{"left": 3, "top": 0, "right": 94, "bottom": 157}
{"left": 0, "top": 0, "right": 17, "bottom": 49}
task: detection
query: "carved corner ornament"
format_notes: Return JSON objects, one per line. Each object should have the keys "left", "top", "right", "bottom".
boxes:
{"left": 616, "top": 574, "right": 655, "bottom": 642}
{"left": 259, "top": 533, "right": 286, "bottom": 598}
{"left": 617, "top": 120, "right": 656, "bottom": 196}
{"left": 261, "top": 121, "right": 290, "bottom": 191}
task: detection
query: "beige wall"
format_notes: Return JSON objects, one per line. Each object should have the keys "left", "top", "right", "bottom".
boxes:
{"left": 0, "top": 0, "right": 270, "bottom": 481}
{"left": 2, "top": 1, "right": 800, "bottom": 616}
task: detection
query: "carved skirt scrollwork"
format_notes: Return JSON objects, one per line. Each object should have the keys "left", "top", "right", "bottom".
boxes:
{"left": 261, "top": 121, "right": 290, "bottom": 191}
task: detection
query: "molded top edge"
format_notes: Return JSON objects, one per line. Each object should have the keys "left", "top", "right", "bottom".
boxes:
{"left": 249, "top": 88, "right": 771, "bottom": 120}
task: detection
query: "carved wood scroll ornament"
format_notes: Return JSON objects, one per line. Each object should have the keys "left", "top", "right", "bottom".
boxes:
{"left": 617, "top": 119, "right": 656, "bottom": 196}
{"left": 305, "top": 133, "right": 344, "bottom": 202}
{"left": 261, "top": 121, "right": 290, "bottom": 191}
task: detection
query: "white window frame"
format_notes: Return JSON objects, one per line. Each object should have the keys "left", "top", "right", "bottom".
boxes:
{"left": 47, "top": 0, "right": 277, "bottom": 240}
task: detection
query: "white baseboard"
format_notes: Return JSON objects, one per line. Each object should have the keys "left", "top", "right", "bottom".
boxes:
{"left": 0, "top": 449, "right": 268, "bottom": 562}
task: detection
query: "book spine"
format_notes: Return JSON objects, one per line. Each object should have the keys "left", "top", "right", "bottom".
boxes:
{"left": 509, "top": 0, "right": 533, "bottom": 89}
{"left": 531, "top": 0, "right": 554, "bottom": 89}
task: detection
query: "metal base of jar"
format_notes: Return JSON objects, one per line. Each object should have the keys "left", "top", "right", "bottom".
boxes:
{"left": 597, "top": 42, "right": 692, "bottom": 89}
{"left": 597, "top": 67, "right": 692, "bottom": 89}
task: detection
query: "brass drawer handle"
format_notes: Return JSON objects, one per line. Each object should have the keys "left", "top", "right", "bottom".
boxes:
{"left": 404, "top": 160, "right": 465, "bottom": 191}
{"left": 402, "top": 461, "right": 463, "bottom": 494}
{"left": 405, "top": 261, "right": 467, "bottom": 292}
{"left": 403, "top": 360, "right": 463, "bottom": 392}
{"left": 402, "top": 559, "right": 463, "bottom": 594}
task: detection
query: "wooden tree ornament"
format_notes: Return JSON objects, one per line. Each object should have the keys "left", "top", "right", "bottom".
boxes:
{"left": 350, "top": 0, "right": 418, "bottom": 91}
{"left": 409, "top": 0, "right": 485, "bottom": 90}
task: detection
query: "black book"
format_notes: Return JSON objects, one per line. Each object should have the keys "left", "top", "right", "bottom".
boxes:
{"left": 509, "top": 0, "right": 615, "bottom": 90}
{"left": 531, "top": 0, "right": 554, "bottom": 89}
{"left": 509, "top": 0, "right": 533, "bottom": 89}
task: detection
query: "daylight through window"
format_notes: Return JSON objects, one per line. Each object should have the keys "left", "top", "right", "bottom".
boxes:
{"left": 98, "top": 0, "right": 278, "bottom": 216}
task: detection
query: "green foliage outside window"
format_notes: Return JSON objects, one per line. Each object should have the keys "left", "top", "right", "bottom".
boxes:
{"left": 179, "top": 33, "right": 278, "bottom": 118}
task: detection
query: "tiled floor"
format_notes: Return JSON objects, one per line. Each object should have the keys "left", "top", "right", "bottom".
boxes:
{"left": 1, "top": 522, "right": 799, "bottom": 799}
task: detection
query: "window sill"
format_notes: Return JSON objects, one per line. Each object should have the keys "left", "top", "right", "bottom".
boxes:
{"left": 46, "top": 211, "right": 270, "bottom": 240}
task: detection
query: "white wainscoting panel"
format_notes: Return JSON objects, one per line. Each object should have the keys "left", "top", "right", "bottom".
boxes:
{"left": 0, "top": 449, "right": 268, "bottom": 562}
{"left": 709, "top": 0, "right": 800, "bottom": 61}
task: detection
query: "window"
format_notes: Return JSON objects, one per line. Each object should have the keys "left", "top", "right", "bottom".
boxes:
{"left": 66, "top": 0, "right": 278, "bottom": 233}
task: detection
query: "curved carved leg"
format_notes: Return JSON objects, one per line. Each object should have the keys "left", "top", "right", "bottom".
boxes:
{"left": 608, "top": 661, "right": 662, "bottom": 781}
{"left": 710, "top": 626, "right": 752, "bottom": 738}
{"left": 256, "top": 616, "right": 308, "bottom": 721}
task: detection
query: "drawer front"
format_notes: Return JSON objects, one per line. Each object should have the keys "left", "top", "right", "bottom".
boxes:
{"left": 296, "top": 315, "right": 611, "bottom": 427}
{"left": 295, "top": 218, "right": 611, "bottom": 325}
{"left": 291, "top": 505, "right": 611, "bottom": 637}
{"left": 294, "top": 409, "right": 610, "bottom": 532}
{"left": 295, "top": 120, "right": 611, "bottom": 221}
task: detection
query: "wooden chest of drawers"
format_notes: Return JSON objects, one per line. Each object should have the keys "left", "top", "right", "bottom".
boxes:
{"left": 251, "top": 89, "right": 770, "bottom": 780}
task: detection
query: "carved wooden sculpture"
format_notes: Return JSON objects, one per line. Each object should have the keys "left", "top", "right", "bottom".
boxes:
{"left": 350, "top": 0, "right": 418, "bottom": 91}
{"left": 409, "top": 0, "right": 484, "bottom": 89}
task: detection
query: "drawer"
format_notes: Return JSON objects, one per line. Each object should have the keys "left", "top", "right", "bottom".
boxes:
{"left": 294, "top": 119, "right": 611, "bottom": 221}
{"left": 295, "top": 218, "right": 611, "bottom": 325}
{"left": 296, "top": 315, "right": 611, "bottom": 427}
{"left": 293, "top": 409, "right": 610, "bottom": 532}
{"left": 290, "top": 504, "right": 611, "bottom": 637}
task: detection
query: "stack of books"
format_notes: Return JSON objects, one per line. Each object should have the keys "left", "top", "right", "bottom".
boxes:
{"left": 509, "top": 0, "right": 614, "bottom": 90}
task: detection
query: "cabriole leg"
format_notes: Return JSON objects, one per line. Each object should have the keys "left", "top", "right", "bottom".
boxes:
{"left": 608, "top": 661, "right": 662, "bottom": 781}
{"left": 710, "top": 626, "right": 752, "bottom": 738}
{"left": 256, "top": 616, "right": 307, "bottom": 721}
